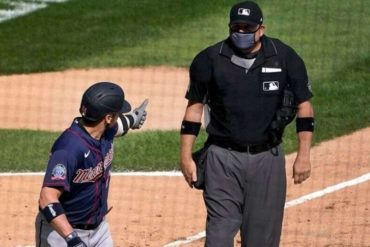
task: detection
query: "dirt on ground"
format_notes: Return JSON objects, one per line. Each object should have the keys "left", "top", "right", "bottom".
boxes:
{"left": 0, "top": 67, "right": 189, "bottom": 132}
{"left": 0, "top": 67, "right": 369, "bottom": 246}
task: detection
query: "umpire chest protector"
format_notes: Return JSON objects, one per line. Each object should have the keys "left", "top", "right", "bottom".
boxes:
{"left": 186, "top": 35, "right": 312, "bottom": 145}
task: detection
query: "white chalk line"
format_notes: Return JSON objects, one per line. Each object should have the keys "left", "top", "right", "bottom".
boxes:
{"left": 284, "top": 172, "right": 370, "bottom": 208}
{"left": 0, "top": 0, "right": 69, "bottom": 23}
{"left": 0, "top": 171, "right": 183, "bottom": 177}
{"left": 163, "top": 172, "right": 370, "bottom": 246}
{"left": 0, "top": 170, "right": 182, "bottom": 247}
{"left": 2, "top": 171, "right": 369, "bottom": 246}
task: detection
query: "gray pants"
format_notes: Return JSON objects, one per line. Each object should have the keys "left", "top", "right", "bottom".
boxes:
{"left": 35, "top": 213, "right": 113, "bottom": 247}
{"left": 203, "top": 144, "right": 286, "bottom": 247}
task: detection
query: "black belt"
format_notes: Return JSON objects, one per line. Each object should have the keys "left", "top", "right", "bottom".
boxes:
{"left": 208, "top": 139, "right": 278, "bottom": 154}
{"left": 71, "top": 223, "right": 100, "bottom": 230}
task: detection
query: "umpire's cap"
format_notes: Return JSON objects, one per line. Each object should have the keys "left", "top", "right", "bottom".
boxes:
{"left": 230, "top": 1, "right": 263, "bottom": 26}
{"left": 79, "top": 82, "right": 131, "bottom": 122}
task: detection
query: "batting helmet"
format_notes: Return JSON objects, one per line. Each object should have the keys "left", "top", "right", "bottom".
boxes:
{"left": 79, "top": 82, "right": 132, "bottom": 122}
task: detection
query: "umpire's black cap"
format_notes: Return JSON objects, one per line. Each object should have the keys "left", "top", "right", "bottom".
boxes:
{"left": 229, "top": 1, "right": 263, "bottom": 26}
{"left": 79, "top": 82, "right": 131, "bottom": 122}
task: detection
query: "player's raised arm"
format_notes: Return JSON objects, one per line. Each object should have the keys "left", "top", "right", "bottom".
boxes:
{"left": 116, "top": 99, "right": 149, "bottom": 136}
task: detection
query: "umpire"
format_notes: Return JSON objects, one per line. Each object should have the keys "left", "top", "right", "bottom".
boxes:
{"left": 180, "top": 1, "right": 314, "bottom": 247}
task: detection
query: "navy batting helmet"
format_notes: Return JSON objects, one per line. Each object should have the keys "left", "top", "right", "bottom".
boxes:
{"left": 79, "top": 82, "right": 132, "bottom": 122}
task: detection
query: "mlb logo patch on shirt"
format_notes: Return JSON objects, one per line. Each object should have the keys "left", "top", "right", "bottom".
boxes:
{"left": 263, "top": 81, "right": 279, "bottom": 91}
{"left": 51, "top": 164, "right": 66, "bottom": 180}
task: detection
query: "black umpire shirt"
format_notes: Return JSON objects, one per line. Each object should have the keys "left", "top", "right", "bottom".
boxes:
{"left": 186, "top": 35, "right": 313, "bottom": 145}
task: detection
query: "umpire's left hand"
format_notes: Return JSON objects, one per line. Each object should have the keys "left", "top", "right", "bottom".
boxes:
{"left": 180, "top": 158, "right": 197, "bottom": 188}
{"left": 292, "top": 155, "right": 311, "bottom": 184}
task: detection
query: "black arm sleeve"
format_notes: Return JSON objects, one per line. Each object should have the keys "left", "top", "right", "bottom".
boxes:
{"left": 286, "top": 48, "right": 313, "bottom": 103}
{"left": 116, "top": 115, "right": 132, "bottom": 136}
{"left": 185, "top": 50, "right": 212, "bottom": 103}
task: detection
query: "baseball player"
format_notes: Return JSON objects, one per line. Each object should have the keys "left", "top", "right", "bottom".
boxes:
{"left": 180, "top": 1, "right": 314, "bottom": 247}
{"left": 35, "top": 82, "right": 148, "bottom": 247}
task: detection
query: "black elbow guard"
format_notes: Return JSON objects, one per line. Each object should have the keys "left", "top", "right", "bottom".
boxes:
{"left": 40, "top": 202, "right": 65, "bottom": 223}
{"left": 296, "top": 117, "right": 314, "bottom": 132}
{"left": 180, "top": 120, "right": 201, "bottom": 136}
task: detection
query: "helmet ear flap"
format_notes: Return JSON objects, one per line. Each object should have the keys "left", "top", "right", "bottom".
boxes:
{"left": 80, "top": 105, "right": 87, "bottom": 118}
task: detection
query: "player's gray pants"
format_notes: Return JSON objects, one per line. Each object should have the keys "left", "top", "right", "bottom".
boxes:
{"left": 203, "top": 144, "right": 286, "bottom": 247}
{"left": 35, "top": 213, "right": 113, "bottom": 247}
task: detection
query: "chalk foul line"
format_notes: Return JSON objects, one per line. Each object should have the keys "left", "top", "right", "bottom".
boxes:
{"left": 0, "top": 171, "right": 183, "bottom": 177}
{"left": 1, "top": 171, "right": 368, "bottom": 246}
{"left": 163, "top": 172, "right": 370, "bottom": 247}
{"left": 0, "top": 0, "right": 70, "bottom": 23}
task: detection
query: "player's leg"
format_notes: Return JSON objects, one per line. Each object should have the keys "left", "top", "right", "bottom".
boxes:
{"left": 240, "top": 145, "right": 287, "bottom": 247}
{"left": 89, "top": 219, "right": 113, "bottom": 247}
{"left": 203, "top": 145, "right": 245, "bottom": 247}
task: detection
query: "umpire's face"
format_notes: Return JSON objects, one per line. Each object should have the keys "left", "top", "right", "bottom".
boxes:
{"left": 229, "top": 23, "right": 265, "bottom": 53}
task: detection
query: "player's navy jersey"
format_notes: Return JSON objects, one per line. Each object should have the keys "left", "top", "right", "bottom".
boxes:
{"left": 42, "top": 118, "right": 117, "bottom": 225}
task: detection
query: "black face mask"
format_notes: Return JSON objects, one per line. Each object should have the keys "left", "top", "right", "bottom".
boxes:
{"left": 229, "top": 24, "right": 261, "bottom": 50}
{"left": 230, "top": 32, "right": 256, "bottom": 49}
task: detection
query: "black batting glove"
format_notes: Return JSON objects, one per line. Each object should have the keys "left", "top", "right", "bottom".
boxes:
{"left": 126, "top": 99, "right": 149, "bottom": 129}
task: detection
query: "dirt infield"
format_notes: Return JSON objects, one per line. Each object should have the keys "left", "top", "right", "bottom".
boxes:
{"left": 0, "top": 68, "right": 369, "bottom": 246}
{"left": 0, "top": 67, "right": 189, "bottom": 131}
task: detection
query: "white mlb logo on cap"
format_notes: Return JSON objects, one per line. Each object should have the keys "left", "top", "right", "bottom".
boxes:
{"left": 238, "top": 8, "right": 250, "bottom": 16}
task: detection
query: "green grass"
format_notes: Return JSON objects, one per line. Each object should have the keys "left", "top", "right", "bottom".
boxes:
{"left": 0, "top": 0, "right": 368, "bottom": 74}
{"left": 0, "top": 129, "right": 59, "bottom": 171}
{"left": 0, "top": 2, "right": 14, "bottom": 10}
{"left": 0, "top": 129, "right": 208, "bottom": 172}
{"left": 0, "top": 0, "right": 238, "bottom": 74}
{"left": 0, "top": 0, "right": 369, "bottom": 171}
{"left": 0, "top": 127, "right": 301, "bottom": 172}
